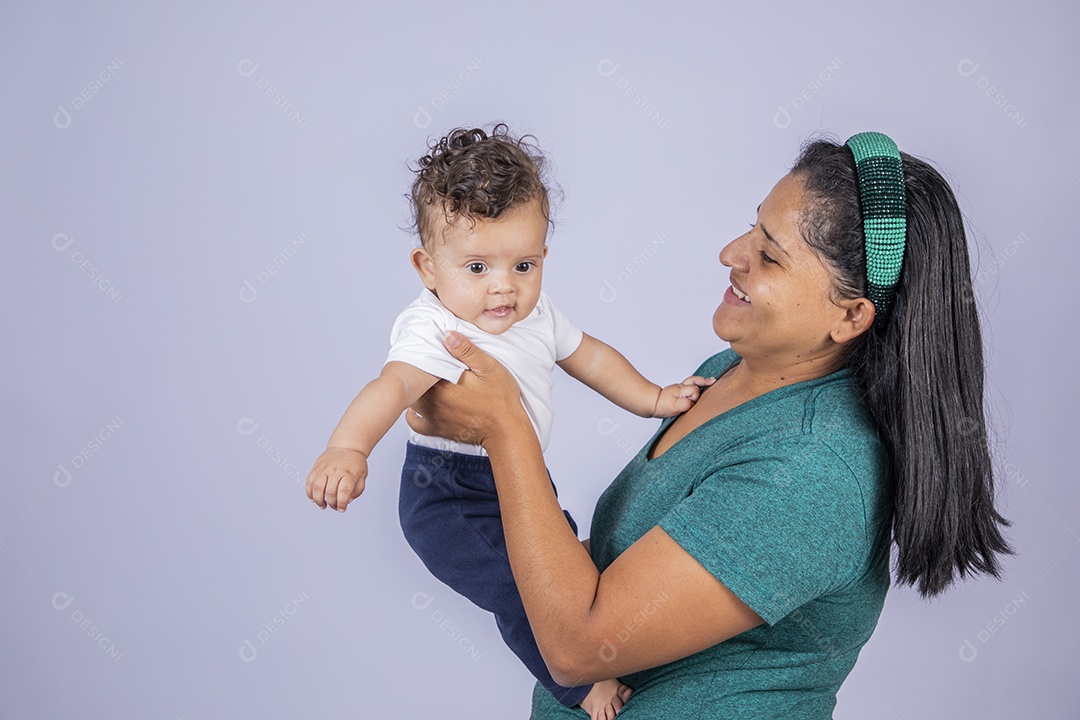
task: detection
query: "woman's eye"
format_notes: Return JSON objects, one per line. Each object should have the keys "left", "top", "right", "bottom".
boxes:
{"left": 467, "top": 263, "right": 486, "bottom": 274}
{"left": 515, "top": 262, "right": 533, "bottom": 273}
{"left": 759, "top": 250, "right": 777, "bottom": 265}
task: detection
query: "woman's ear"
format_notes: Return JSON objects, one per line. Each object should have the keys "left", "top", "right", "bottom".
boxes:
{"left": 832, "top": 297, "right": 876, "bottom": 344}
{"left": 410, "top": 247, "right": 437, "bottom": 290}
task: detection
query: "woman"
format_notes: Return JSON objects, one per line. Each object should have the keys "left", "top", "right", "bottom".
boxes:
{"left": 406, "top": 133, "right": 1012, "bottom": 718}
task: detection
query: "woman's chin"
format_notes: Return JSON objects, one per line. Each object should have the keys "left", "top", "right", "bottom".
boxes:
{"left": 712, "top": 306, "right": 739, "bottom": 342}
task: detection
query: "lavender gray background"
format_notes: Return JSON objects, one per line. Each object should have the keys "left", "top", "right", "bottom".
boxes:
{"left": 3, "top": 1, "right": 1076, "bottom": 718}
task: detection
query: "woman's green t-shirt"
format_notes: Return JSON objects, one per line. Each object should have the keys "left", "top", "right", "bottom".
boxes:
{"left": 531, "top": 349, "right": 892, "bottom": 719}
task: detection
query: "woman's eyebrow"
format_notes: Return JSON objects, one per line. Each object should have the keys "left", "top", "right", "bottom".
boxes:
{"left": 760, "top": 224, "right": 791, "bottom": 257}
{"left": 754, "top": 205, "right": 792, "bottom": 257}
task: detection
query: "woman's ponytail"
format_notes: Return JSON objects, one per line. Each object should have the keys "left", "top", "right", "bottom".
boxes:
{"left": 792, "top": 139, "right": 1012, "bottom": 597}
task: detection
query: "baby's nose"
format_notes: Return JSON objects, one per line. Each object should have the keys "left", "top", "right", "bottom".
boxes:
{"left": 488, "top": 272, "right": 515, "bottom": 293}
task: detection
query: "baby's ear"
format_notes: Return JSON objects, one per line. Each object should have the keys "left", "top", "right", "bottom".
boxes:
{"left": 410, "top": 247, "right": 437, "bottom": 289}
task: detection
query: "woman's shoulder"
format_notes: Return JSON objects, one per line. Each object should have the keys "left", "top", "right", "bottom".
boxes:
{"left": 798, "top": 376, "right": 890, "bottom": 521}
{"left": 802, "top": 374, "right": 882, "bottom": 454}
{"left": 678, "top": 351, "right": 885, "bottom": 480}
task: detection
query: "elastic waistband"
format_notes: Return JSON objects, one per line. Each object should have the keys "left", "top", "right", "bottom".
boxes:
{"left": 404, "top": 441, "right": 493, "bottom": 474}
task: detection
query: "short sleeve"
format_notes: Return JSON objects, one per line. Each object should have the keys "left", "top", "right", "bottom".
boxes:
{"left": 385, "top": 301, "right": 467, "bottom": 383}
{"left": 658, "top": 439, "right": 869, "bottom": 625}
{"left": 537, "top": 292, "right": 583, "bottom": 361}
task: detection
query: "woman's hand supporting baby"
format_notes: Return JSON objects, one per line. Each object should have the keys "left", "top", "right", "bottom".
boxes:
{"left": 409, "top": 331, "right": 764, "bottom": 689}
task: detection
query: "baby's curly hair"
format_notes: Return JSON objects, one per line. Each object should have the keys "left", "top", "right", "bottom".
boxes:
{"left": 409, "top": 124, "right": 552, "bottom": 247}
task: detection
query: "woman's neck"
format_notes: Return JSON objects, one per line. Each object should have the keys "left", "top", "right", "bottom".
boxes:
{"left": 724, "top": 348, "right": 844, "bottom": 401}
{"left": 647, "top": 347, "right": 844, "bottom": 461}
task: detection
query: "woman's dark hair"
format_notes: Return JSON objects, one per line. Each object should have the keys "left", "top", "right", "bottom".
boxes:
{"left": 791, "top": 137, "right": 1012, "bottom": 597}
{"left": 409, "top": 123, "right": 552, "bottom": 246}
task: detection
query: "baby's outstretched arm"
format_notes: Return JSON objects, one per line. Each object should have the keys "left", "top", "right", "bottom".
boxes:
{"left": 558, "top": 334, "right": 713, "bottom": 419}
{"left": 306, "top": 361, "right": 438, "bottom": 511}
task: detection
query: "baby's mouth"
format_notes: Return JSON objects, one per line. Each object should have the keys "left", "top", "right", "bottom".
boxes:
{"left": 485, "top": 305, "right": 514, "bottom": 318}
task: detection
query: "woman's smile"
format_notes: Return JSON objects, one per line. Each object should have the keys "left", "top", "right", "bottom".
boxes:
{"left": 729, "top": 278, "right": 751, "bottom": 304}
{"left": 723, "top": 286, "right": 750, "bottom": 305}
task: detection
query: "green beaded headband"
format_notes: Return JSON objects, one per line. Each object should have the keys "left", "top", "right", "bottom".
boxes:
{"left": 845, "top": 131, "right": 907, "bottom": 323}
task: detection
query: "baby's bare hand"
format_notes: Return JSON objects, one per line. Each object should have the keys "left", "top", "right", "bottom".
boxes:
{"left": 653, "top": 375, "right": 715, "bottom": 418}
{"left": 306, "top": 447, "right": 369, "bottom": 512}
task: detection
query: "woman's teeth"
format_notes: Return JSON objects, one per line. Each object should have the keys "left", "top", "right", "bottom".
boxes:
{"left": 732, "top": 287, "right": 751, "bottom": 303}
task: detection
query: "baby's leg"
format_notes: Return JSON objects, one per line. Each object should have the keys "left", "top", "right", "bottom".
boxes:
{"left": 398, "top": 443, "right": 591, "bottom": 707}
{"left": 579, "top": 680, "right": 633, "bottom": 720}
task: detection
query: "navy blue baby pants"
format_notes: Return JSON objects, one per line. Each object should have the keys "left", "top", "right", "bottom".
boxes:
{"left": 399, "top": 442, "right": 591, "bottom": 707}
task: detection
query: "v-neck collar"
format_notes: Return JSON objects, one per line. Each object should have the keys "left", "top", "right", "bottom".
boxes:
{"left": 643, "top": 353, "right": 852, "bottom": 464}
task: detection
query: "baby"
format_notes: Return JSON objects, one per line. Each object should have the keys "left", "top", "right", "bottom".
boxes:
{"left": 306, "top": 125, "right": 709, "bottom": 719}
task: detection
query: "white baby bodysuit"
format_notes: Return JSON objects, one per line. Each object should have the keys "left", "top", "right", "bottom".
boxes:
{"left": 385, "top": 289, "right": 583, "bottom": 456}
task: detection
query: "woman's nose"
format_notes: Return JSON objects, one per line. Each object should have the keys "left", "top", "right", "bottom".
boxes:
{"left": 718, "top": 237, "right": 740, "bottom": 269}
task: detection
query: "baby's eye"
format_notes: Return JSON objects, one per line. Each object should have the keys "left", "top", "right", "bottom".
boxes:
{"left": 467, "top": 262, "right": 486, "bottom": 274}
{"left": 515, "top": 262, "right": 534, "bottom": 273}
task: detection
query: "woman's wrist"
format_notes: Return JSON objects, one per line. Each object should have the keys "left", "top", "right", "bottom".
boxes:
{"left": 483, "top": 403, "right": 538, "bottom": 454}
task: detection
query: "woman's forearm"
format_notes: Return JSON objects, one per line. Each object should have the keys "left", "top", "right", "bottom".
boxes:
{"left": 406, "top": 333, "right": 763, "bottom": 683}
{"left": 484, "top": 415, "right": 603, "bottom": 681}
